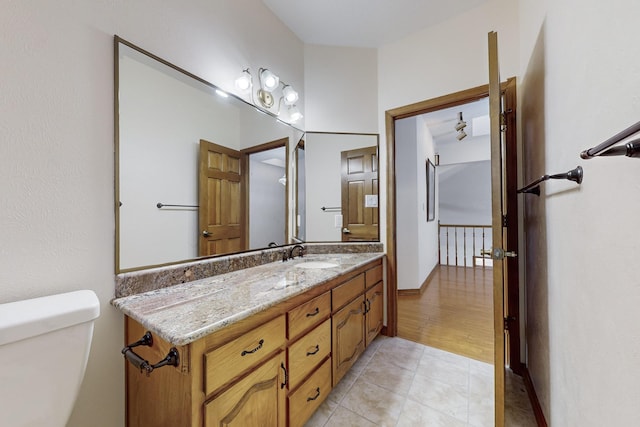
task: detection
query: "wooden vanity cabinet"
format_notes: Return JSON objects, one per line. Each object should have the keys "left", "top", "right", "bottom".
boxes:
{"left": 331, "top": 261, "right": 384, "bottom": 386}
{"left": 123, "top": 257, "right": 383, "bottom": 427}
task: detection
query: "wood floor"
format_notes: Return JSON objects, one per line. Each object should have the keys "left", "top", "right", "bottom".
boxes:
{"left": 397, "top": 265, "right": 494, "bottom": 364}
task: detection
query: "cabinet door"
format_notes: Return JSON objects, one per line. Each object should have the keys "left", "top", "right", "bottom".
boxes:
{"left": 204, "top": 353, "right": 286, "bottom": 427}
{"left": 365, "top": 282, "right": 384, "bottom": 347}
{"left": 332, "top": 296, "right": 365, "bottom": 386}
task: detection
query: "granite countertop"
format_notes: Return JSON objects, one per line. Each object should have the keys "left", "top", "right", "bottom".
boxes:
{"left": 112, "top": 252, "right": 384, "bottom": 346}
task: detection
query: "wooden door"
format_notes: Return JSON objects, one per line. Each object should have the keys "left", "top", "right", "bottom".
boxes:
{"left": 332, "top": 296, "right": 365, "bottom": 386}
{"left": 341, "top": 146, "right": 378, "bottom": 241}
{"left": 204, "top": 353, "right": 286, "bottom": 427}
{"left": 365, "top": 282, "right": 384, "bottom": 346}
{"left": 489, "top": 31, "right": 521, "bottom": 427}
{"left": 198, "top": 139, "right": 244, "bottom": 256}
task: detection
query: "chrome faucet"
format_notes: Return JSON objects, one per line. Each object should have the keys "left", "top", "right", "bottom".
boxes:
{"left": 288, "top": 244, "right": 305, "bottom": 260}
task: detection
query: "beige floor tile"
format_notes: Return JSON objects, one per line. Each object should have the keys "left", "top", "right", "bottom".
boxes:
{"left": 468, "top": 392, "right": 495, "bottom": 427}
{"left": 416, "top": 353, "right": 470, "bottom": 388}
{"left": 327, "top": 368, "right": 358, "bottom": 404}
{"left": 408, "top": 372, "right": 469, "bottom": 423}
{"left": 396, "top": 399, "right": 467, "bottom": 427}
{"left": 340, "top": 377, "right": 406, "bottom": 426}
{"left": 359, "top": 356, "right": 415, "bottom": 396}
{"left": 371, "top": 338, "right": 424, "bottom": 372}
{"left": 303, "top": 398, "right": 338, "bottom": 427}
{"left": 323, "top": 405, "right": 378, "bottom": 427}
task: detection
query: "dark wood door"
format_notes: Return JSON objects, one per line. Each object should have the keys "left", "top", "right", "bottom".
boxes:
{"left": 198, "top": 139, "right": 244, "bottom": 256}
{"left": 341, "top": 146, "right": 378, "bottom": 241}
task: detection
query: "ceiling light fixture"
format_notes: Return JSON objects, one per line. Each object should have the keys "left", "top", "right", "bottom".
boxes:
{"left": 235, "top": 67, "right": 302, "bottom": 123}
{"left": 455, "top": 112, "right": 467, "bottom": 131}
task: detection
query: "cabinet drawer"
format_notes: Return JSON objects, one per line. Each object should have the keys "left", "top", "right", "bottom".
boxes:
{"left": 288, "top": 318, "right": 331, "bottom": 389}
{"left": 288, "top": 358, "right": 332, "bottom": 427}
{"left": 287, "top": 292, "right": 331, "bottom": 339}
{"left": 365, "top": 262, "right": 383, "bottom": 289}
{"left": 332, "top": 273, "right": 365, "bottom": 312}
{"left": 204, "top": 315, "right": 285, "bottom": 396}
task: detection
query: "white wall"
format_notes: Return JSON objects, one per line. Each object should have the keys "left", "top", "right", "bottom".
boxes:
{"left": 304, "top": 45, "right": 378, "bottom": 132}
{"left": 438, "top": 161, "right": 491, "bottom": 225}
{"left": 395, "top": 116, "right": 438, "bottom": 290}
{"left": 519, "top": 0, "right": 640, "bottom": 424}
{"left": 0, "top": 1, "right": 303, "bottom": 426}
{"left": 249, "top": 160, "right": 286, "bottom": 247}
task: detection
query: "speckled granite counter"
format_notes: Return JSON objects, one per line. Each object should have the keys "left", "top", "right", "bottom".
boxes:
{"left": 112, "top": 252, "right": 384, "bottom": 346}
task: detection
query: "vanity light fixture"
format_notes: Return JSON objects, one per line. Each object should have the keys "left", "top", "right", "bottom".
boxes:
{"left": 456, "top": 129, "right": 467, "bottom": 141}
{"left": 235, "top": 67, "right": 302, "bottom": 122}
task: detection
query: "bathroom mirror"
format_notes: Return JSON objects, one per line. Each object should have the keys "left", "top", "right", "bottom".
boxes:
{"left": 115, "top": 37, "right": 303, "bottom": 272}
{"left": 114, "top": 38, "right": 380, "bottom": 273}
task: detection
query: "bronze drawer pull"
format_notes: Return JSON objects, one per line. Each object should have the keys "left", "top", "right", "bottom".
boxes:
{"left": 306, "top": 345, "right": 320, "bottom": 356}
{"left": 241, "top": 339, "right": 264, "bottom": 356}
{"left": 306, "top": 307, "right": 320, "bottom": 317}
{"left": 280, "top": 362, "right": 288, "bottom": 389}
{"left": 307, "top": 387, "right": 321, "bottom": 402}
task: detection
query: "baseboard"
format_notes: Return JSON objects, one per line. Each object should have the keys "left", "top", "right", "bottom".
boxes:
{"left": 522, "top": 365, "right": 548, "bottom": 427}
{"left": 397, "top": 266, "right": 437, "bottom": 296}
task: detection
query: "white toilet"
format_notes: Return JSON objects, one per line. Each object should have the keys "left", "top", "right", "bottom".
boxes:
{"left": 0, "top": 290, "right": 100, "bottom": 427}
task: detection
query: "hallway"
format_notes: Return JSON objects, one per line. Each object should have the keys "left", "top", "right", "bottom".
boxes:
{"left": 398, "top": 265, "right": 494, "bottom": 364}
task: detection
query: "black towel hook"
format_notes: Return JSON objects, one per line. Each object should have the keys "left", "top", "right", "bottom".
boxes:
{"left": 517, "top": 166, "right": 583, "bottom": 196}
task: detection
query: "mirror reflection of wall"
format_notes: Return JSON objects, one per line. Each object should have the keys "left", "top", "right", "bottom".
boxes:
{"left": 301, "top": 132, "right": 379, "bottom": 242}
{"left": 247, "top": 147, "right": 287, "bottom": 248}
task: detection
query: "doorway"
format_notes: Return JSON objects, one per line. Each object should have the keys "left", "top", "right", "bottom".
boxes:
{"left": 384, "top": 81, "right": 520, "bottom": 369}
{"left": 394, "top": 95, "right": 494, "bottom": 363}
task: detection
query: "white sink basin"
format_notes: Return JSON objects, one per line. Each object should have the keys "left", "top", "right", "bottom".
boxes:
{"left": 295, "top": 261, "right": 339, "bottom": 269}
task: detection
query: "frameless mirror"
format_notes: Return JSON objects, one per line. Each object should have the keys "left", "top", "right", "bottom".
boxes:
{"left": 115, "top": 37, "right": 303, "bottom": 272}
{"left": 294, "top": 132, "right": 380, "bottom": 243}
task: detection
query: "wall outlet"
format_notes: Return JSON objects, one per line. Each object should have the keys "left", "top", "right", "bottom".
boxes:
{"left": 334, "top": 214, "right": 343, "bottom": 228}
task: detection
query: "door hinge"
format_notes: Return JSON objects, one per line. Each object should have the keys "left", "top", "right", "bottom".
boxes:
{"left": 504, "top": 316, "right": 516, "bottom": 331}
{"left": 502, "top": 215, "right": 508, "bottom": 227}
{"left": 500, "top": 108, "right": 513, "bottom": 132}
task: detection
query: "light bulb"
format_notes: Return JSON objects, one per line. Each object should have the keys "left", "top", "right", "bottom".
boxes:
{"left": 288, "top": 105, "right": 303, "bottom": 122}
{"left": 260, "top": 69, "right": 279, "bottom": 91}
{"left": 282, "top": 85, "right": 298, "bottom": 105}
{"left": 235, "top": 70, "right": 251, "bottom": 91}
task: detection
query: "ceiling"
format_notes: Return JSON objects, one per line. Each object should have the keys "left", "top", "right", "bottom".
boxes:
{"left": 262, "top": 0, "right": 488, "bottom": 48}
{"left": 262, "top": 0, "right": 490, "bottom": 148}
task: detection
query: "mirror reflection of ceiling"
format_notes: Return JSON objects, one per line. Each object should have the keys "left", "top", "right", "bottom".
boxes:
{"left": 262, "top": 0, "right": 488, "bottom": 47}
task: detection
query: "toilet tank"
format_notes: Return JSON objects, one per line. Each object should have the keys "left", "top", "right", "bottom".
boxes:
{"left": 0, "top": 290, "right": 100, "bottom": 427}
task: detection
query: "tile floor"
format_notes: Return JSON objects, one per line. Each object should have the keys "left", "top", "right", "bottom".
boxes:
{"left": 304, "top": 336, "right": 537, "bottom": 427}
